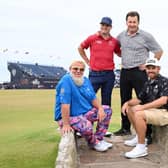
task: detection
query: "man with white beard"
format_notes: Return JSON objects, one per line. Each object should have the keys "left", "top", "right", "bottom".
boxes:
{"left": 54, "top": 60, "right": 112, "bottom": 152}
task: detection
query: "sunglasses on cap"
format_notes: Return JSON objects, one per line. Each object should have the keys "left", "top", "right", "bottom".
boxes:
{"left": 71, "top": 67, "right": 85, "bottom": 72}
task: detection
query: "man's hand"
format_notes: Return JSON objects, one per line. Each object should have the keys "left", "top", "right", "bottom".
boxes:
{"left": 131, "top": 104, "right": 144, "bottom": 112}
{"left": 61, "top": 124, "right": 74, "bottom": 135}
{"left": 121, "top": 102, "right": 129, "bottom": 116}
{"left": 139, "top": 64, "right": 146, "bottom": 71}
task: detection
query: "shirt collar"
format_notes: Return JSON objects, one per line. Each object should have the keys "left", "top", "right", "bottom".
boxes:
{"left": 125, "top": 29, "right": 140, "bottom": 37}
{"left": 97, "top": 31, "right": 112, "bottom": 40}
{"left": 148, "top": 74, "right": 161, "bottom": 84}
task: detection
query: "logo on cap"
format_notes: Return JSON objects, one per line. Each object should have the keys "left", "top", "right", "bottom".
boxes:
{"left": 145, "top": 58, "right": 160, "bottom": 67}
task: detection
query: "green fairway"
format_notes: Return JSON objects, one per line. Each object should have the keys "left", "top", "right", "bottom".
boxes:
{"left": 0, "top": 89, "right": 121, "bottom": 168}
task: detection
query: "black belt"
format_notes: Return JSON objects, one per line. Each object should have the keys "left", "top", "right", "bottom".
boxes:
{"left": 122, "top": 67, "right": 139, "bottom": 71}
{"left": 90, "top": 69, "right": 113, "bottom": 74}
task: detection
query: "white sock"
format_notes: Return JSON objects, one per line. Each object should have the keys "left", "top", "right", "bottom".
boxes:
{"left": 137, "top": 143, "right": 146, "bottom": 149}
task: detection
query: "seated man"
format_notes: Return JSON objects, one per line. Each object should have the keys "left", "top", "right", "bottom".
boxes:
{"left": 122, "top": 57, "right": 168, "bottom": 158}
{"left": 54, "top": 60, "right": 112, "bottom": 152}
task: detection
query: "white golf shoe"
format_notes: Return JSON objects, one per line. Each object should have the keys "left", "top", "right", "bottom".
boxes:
{"left": 93, "top": 141, "right": 108, "bottom": 152}
{"left": 101, "top": 140, "right": 113, "bottom": 148}
{"left": 125, "top": 145, "right": 148, "bottom": 159}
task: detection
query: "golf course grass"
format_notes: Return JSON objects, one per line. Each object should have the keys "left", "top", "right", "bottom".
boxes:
{"left": 0, "top": 89, "right": 121, "bottom": 168}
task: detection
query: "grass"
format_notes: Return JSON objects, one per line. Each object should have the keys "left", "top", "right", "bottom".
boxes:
{"left": 0, "top": 89, "right": 121, "bottom": 168}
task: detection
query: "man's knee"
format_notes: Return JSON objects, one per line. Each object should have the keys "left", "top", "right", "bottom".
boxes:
{"left": 81, "top": 125, "right": 93, "bottom": 136}
{"left": 134, "top": 111, "right": 146, "bottom": 120}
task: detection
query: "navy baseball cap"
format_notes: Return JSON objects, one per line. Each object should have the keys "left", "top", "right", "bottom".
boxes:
{"left": 100, "top": 17, "right": 112, "bottom": 26}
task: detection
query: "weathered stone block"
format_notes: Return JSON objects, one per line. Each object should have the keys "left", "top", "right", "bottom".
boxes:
{"left": 153, "top": 125, "right": 168, "bottom": 165}
{"left": 55, "top": 132, "right": 78, "bottom": 168}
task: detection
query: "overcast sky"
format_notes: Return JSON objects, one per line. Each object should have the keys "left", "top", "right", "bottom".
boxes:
{"left": 0, "top": 0, "right": 168, "bottom": 82}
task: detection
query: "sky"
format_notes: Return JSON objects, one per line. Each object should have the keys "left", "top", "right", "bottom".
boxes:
{"left": 0, "top": 0, "right": 168, "bottom": 82}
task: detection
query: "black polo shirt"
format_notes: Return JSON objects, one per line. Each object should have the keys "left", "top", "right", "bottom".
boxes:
{"left": 138, "top": 74, "right": 168, "bottom": 110}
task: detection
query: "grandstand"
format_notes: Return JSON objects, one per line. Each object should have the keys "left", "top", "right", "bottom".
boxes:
{"left": 7, "top": 62, "right": 67, "bottom": 89}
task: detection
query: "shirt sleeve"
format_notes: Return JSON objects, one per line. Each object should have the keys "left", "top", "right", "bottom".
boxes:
{"left": 59, "top": 77, "right": 72, "bottom": 104}
{"left": 87, "top": 79, "right": 97, "bottom": 100}
{"left": 114, "top": 39, "right": 121, "bottom": 54}
{"left": 159, "top": 79, "right": 168, "bottom": 97}
{"left": 143, "top": 32, "right": 162, "bottom": 53}
{"left": 80, "top": 35, "right": 95, "bottom": 49}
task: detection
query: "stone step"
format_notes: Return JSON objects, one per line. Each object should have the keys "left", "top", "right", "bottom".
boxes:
{"left": 79, "top": 160, "right": 160, "bottom": 168}
{"left": 77, "top": 135, "right": 164, "bottom": 168}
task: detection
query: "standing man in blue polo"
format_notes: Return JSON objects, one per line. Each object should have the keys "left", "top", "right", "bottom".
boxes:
{"left": 78, "top": 17, "right": 121, "bottom": 108}
{"left": 114, "top": 11, "right": 163, "bottom": 143}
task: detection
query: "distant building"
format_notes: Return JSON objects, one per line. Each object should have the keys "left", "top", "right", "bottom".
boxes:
{"left": 7, "top": 62, "right": 67, "bottom": 89}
